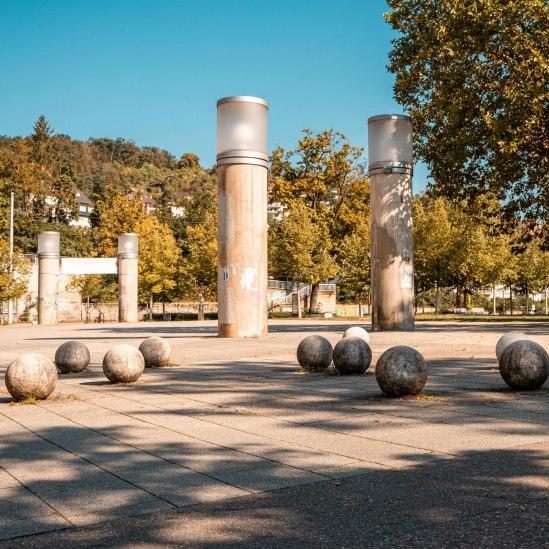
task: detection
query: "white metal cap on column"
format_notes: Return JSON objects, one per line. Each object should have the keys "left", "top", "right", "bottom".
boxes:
{"left": 217, "top": 96, "right": 269, "bottom": 168}
{"left": 37, "top": 232, "right": 60, "bottom": 258}
{"left": 368, "top": 114, "right": 413, "bottom": 176}
{"left": 118, "top": 233, "right": 138, "bottom": 259}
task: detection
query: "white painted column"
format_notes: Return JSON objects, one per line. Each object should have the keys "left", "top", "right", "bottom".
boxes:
{"left": 217, "top": 96, "right": 268, "bottom": 337}
{"left": 37, "top": 232, "right": 60, "bottom": 325}
{"left": 369, "top": 115, "right": 415, "bottom": 331}
{"left": 118, "top": 233, "right": 139, "bottom": 323}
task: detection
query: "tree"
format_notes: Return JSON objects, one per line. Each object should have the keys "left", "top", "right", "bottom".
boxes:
{"left": 515, "top": 238, "right": 546, "bottom": 313}
{"left": 270, "top": 129, "right": 369, "bottom": 312}
{"left": 413, "top": 196, "right": 456, "bottom": 314}
{"left": 338, "top": 217, "right": 371, "bottom": 313}
{"left": 90, "top": 188, "right": 181, "bottom": 308}
{"left": 183, "top": 210, "right": 218, "bottom": 301}
{"left": 481, "top": 232, "right": 516, "bottom": 314}
{"left": 31, "top": 115, "right": 54, "bottom": 165}
{"left": 269, "top": 203, "right": 338, "bottom": 316}
{"left": 178, "top": 153, "right": 200, "bottom": 170}
{"left": 136, "top": 214, "right": 180, "bottom": 312}
{"left": 385, "top": 0, "right": 549, "bottom": 218}
{"left": 0, "top": 239, "right": 31, "bottom": 303}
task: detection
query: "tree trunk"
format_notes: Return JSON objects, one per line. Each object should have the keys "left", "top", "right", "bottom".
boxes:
{"left": 309, "top": 284, "right": 320, "bottom": 314}
{"left": 149, "top": 294, "right": 153, "bottom": 321}
{"left": 435, "top": 283, "right": 439, "bottom": 316}
{"left": 421, "top": 288, "right": 425, "bottom": 314}
{"left": 510, "top": 287, "right": 513, "bottom": 316}
{"left": 358, "top": 295, "right": 362, "bottom": 317}
{"left": 545, "top": 284, "right": 548, "bottom": 315}
{"left": 297, "top": 291, "right": 302, "bottom": 319}
{"left": 493, "top": 285, "right": 497, "bottom": 315}
{"left": 198, "top": 294, "right": 205, "bottom": 321}
{"left": 502, "top": 286, "right": 505, "bottom": 315}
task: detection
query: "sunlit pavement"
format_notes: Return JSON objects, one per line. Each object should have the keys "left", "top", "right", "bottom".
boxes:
{"left": 1, "top": 320, "right": 548, "bottom": 547}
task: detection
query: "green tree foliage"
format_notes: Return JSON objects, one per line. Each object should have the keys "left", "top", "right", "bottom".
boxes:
{"left": 269, "top": 203, "right": 338, "bottom": 287}
{"left": 413, "top": 194, "right": 527, "bottom": 311}
{"left": 183, "top": 210, "right": 218, "bottom": 301}
{"left": 0, "top": 239, "right": 31, "bottom": 302}
{"left": 270, "top": 129, "right": 369, "bottom": 311}
{"left": 385, "top": 0, "right": 549, "bottom": 218}
{"left": 90, "top": 188, "right": 181, "bottom": 306}
{"left": 0, "top": 117, "right": 78, "bottom": 251}
{"left": 337, "top": 217, "right": 371, "bottom": 306}
{"left": 515, "top": 239, "right": 547, "bottom": 311}
{"left": 136, "top": 214, "right": 180, "bottom": 306}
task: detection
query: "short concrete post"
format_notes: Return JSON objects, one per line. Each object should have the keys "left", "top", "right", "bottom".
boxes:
{"left": 368, "top": 114, "right": 415, "bottom": 331}
{"left": 37, "top": 232, "right": 60, "bottom": 325}
{"left": 118, "top": 233, "right": 138, "bottom": 323}
{"left": 217, "top": 96, "right": 268, "bottom": 337}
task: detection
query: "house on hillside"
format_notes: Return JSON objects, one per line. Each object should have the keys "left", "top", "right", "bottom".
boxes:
{"left": 70, "top": 189, "right": 93, "bottom": 228}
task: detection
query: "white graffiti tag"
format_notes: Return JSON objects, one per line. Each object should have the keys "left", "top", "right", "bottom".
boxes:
{"left": 240, "top": 267, "right": 257, "bottom": 291}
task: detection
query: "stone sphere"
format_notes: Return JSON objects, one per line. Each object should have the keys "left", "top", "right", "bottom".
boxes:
{"left": 55, "top": 341, "right": 90, "bottom": 373}
{"left": 103, "top": 344, "right": 145, "bottom": 384}
{"left": 139, "top": 336, "right": 171, "bottom": 368}
{"left": 499, "top": 340, "right": 549, "bottom": 390}
{"left": 342, "top": 326, "right": 370, "bottom": 343}
{"left": 333, "top": 336, "right": 372, "bottom": 375}
{"left": 5, "top": 353, "right": 58, "bottom": 401}
{"left": 297, "top": 335, "right": 333, "bottom": 372}
{"left": 496, "top": 331, "right": 529, "bottom": 362}
{"left": 375, "top": 346, "right": 428, "bottom": 397}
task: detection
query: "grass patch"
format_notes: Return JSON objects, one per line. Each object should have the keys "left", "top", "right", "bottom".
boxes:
{"left": 9, "top": 395, "right": 38, "bottom": 406}
{"left": 398, "top": 393, "right": 446, "bottom": 402}
{"left": 415, "top": 313, "right": 549, "bottom": 322}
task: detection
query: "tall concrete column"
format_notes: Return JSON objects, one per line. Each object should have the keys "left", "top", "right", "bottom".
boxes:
{"left": 118, "top": 233, "right": 138, "bottom": 323}
{"left": 37, "top": 232, "right": 60, "bottom": 325}
{"left": 217, "top": 96, "right": 268, "bottom": 338}
{"left": 368, "top": 114, "right": 415, "bottom": 331}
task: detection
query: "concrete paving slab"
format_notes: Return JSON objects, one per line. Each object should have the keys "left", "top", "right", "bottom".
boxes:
{"left": 0, "top": 319, "right": 547, "bottom": 543}
{"left": 2, "top": 514, "right": 70, "bottom": 540}
{"left": 210, "top": 462, "right": 327, "bottom": 493}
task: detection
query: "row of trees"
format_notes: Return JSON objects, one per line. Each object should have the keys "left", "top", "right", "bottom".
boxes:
{"left": 415, "top": 196, "right": 549, "bottom": 314}
{"left": 2, "top": 125, "right": 547, "bottom": 317}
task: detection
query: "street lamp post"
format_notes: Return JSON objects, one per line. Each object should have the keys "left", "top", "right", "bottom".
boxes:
{"left": 7, "top": 192, "right": 14, "bottom": 324}
{"left": 217, "top": 96, "right": 269, "bottom": 337}
{"left": 118, "top": 233, "right": 138, "bottom": 323}
{"left": 37, "top": 231, "right": 60, "bottom": 325}
{"left": 368, "top": 114, "right": 415, "bottom": 331}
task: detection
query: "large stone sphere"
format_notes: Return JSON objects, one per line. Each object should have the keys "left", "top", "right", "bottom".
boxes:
{"left": 55, "top": 341, "right": 90, "bottom": 373}
{"left": 5, "top": 353, "right": 58, "bottom": 401}
{"left": 103, "top": 345, "right": 145, "bottom": 384}
{"left": 342, "top": 326, "right": 370, "bottom": 344}
{"left": 297, "top": 335, "right": 333, "bottom": 372}
{"left": 333, "top": 336, "right": 372, "bottom": 375}
{"left": 139, "top": 336, "right": 171, "bottom": 368}
{"left": 375, "top": 346, "right": 428, "bottom": 397}
{"left": 499, "top": 340, "right": 549, "bottom": 390}
{"left": 496, "top": 331, "right": 529, "bottom": 362}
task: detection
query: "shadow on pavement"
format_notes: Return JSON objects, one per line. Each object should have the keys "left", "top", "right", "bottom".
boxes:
{"left": 1, "top": 441, "right": 547, "bottom": 548}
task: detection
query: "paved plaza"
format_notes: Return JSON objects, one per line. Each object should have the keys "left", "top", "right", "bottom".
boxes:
{"left": 0, "top": 320, "right": 548, "bottom": 547}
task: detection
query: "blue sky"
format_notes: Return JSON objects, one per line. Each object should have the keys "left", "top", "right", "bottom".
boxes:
{"left": 0, "top": 0, "right": 429, "bottom": 191}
